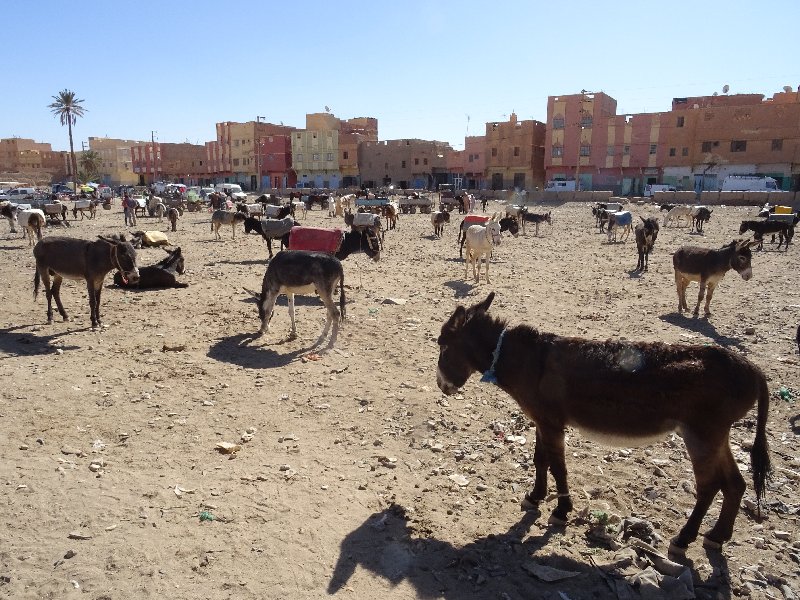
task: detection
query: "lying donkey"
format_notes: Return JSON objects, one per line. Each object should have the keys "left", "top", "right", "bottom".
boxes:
{"left": 114, "top": 247, "right": 187, "bottom": 289}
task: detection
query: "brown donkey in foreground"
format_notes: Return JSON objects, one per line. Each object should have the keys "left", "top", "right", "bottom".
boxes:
{"left": 436, "top": 292, "right": 771, "bottom": 554}
{"left": 34, "top": 235, "right": 140, "bottom": 329}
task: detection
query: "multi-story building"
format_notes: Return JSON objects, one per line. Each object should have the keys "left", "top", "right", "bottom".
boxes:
{"left": 340, "top": 117, "right": 378, "bottom": 188}
{"left": 485, "top": 113, "right": 546, "bottom": 191}
{"left": 131, "top": 142, "right": 210, "bottom": 186}
{"left": 545, "top": 89, "right": 800, "bottom": 194}
{"left": 0, "top": 138, "right": 68, "bottom": 183}
{"left": 259, "top": 134, "right": 295, "bottom": 190}
{"left": 463, "top": 135, "right": 486, "bottom": 190}
{"left": 358, "top": 139, "right": 452, "bottom": 190}
{"left": 661, "top": 90, "right": 800, "bottom": 192}
{"left": 212, "top": 121, "right": 296, "bottom": 190}
{"left": 87, "top": 137, "right": 146, "bottom": 186}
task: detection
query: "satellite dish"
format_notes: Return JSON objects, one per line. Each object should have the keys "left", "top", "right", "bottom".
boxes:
{"left": 324, "top": 105, "right": 330, "bottom": 113}
{"left": 784, "top": 86, "right": 793, "bottom": 93}
{"left": 722, "top": 84, "right": 730, "bottom": 94}
{"left": 712, "top": 92, "right": 718, "bottom": 96}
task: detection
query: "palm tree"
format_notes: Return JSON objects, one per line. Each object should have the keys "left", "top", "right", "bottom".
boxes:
{"left": 79, "top": 150, "right": 102, "bottom": 180}
{"left": 48, "top": 89, "right": 86, "bottom": 193}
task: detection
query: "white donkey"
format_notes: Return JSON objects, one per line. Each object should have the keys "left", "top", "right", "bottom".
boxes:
{"left": 464, "top": 213, "right": 502, "bottom": 283}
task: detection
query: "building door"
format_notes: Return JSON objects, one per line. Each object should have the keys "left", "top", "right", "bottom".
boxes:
{"left": 491, "top": 173, "right": 503, "bottom": 190}
{"left": 250, "top": 175, "right": 257, "bottom": 191}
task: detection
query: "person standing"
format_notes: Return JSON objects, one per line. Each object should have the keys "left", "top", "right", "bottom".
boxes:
{"left": 123, "top": 192, "right": 131, "bottom": 226}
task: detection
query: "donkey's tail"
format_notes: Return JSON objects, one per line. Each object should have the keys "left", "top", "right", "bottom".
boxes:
{"left": 33, "top": 269, "right": 40, "bottom": 300}
{"left": 751, "top": 377, "right": 772, "bottom": 515}
{"left": 338, "top": 270, "right": 346, "bottom": 323}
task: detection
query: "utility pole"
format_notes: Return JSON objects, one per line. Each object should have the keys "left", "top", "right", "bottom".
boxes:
{"left": 256, "top": 116, "right": 265, "bottom": 192}
{"left": 151, "top": 130, "right": 158, "bottom": 185}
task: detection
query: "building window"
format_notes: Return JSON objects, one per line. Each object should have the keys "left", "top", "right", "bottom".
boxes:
{"left": 649, "top": 144, "right": 657, "bottom": 155}
{"left": 579, "top": 145, "right": 591, "bottom": 157}
{"left": 551, "top": 146, "right": 563, "bottom": 158}
{"left": 669, "top": 148, "right": 676, "bottom": 157}
{"left": 326, "top": 153, "right": 333, "bottom": 161}
{"left": 296, "top": 134, "right": 301, "bottom": 139}
{"left": 414, "top": 158, "right": 419, "bottom": 165}
{"left": 233, "top": 158, "right": 240, "bottom": 166}
{"left": 343, "top": 151, "right": 349, "bottom": 160}
{"left": 199, "top": 160, "right": 203, "bottom": 166}
{"left": 681, "top": 147, "right": 688, "bottom": 157}
{"left": 423, "top": 158, "right": 428, "bottom": 165}
{"left": 468, "top": 154, "right": 474, "bottom": 163}
{"left": 553, "top": 117, "right": 565, "bottom": 129}
{"left": 607, "top": 146, "right": 615, "bottom": 157}
{"left": 772, "top": 139, "right": 783, "bottom": 151}
{"left": 234, "top": 140, "right": 239, "bottom": 147}
{"left": 580, "top": 115, "right": 593, "bottom": 128}
{"left": 491, "top": 148, "right": 497, "bottom": 157}
{"left": 513, "top": 147, "right": 520, "bottom": 157}
{"left": 701, "top": 141, "right": 713, "bottom": 153}
{"left": 297, "top": 154, "right": 303, "bottom": 162}
{"left": 313, "top": 153, "right": 320, "bottom": 161}
{"left": 730, "top": 140, "right": 747, "bottom": 152}
{"left": 401, "top": 160, "right": 406, "bottom": 168}
{"left": 623, "top": 145, "right": 630, "bottom": 155}
{"left": 676, "top": 116, "right": 685, "bottom": 127}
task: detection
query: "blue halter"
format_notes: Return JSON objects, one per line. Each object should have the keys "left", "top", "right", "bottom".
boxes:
{"left": 480, "top": 327, "right": 508, "bottom": 385}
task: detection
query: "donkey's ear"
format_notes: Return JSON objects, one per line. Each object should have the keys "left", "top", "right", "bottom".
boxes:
{"left": 471, "top": 292, "right": 495, "bottom": 315}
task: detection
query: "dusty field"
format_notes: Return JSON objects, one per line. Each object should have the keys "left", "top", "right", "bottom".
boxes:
{"left": 0, "top": 199, "right": 798, "bottom": 600}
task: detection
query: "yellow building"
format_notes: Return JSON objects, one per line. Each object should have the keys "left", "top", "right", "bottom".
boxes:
{"left": 88, "top": 137, "right": 147, "bottom": 186}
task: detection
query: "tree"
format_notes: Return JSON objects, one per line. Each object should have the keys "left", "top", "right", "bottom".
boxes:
{"left": 48, "top": 89, "right": 86, "bottom": 192}
{"left": 79, "top": 150, "right": 102, "bottom": 180}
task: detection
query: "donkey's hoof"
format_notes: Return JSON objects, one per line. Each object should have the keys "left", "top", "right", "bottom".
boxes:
{"left": 520, "top": 495, "right": 540, "bottom": 512}
{"left": 668, "top": 539, "right": 688, "bottom": 556}
{"left": 702, "top": 536, "right": 723, "bottom": 551}
{"left": 548, "top": 513, "right": 568, "bottom": 527}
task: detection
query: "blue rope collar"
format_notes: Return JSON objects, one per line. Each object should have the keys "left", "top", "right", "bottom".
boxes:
{"left": 480, "top": 327, "right": 508, "bottom": 384}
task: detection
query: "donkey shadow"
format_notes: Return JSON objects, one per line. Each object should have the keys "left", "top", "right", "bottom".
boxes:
{"left": 443, "top": 280, "right": 474, "bottom": 299}
{"left": 0, "top": 325, "right": 82, "bottom": 360}
{"left": 207, "top": 333, "right": 304, "bottom": 369}
{"left": 329, "top": 504, "right": 732, "bottom": 599}
{"left": 329, "top": 505, "right": 572, "bottom": 598}
{"left": 659, "top": 313, "right": 743, "bottom": 350}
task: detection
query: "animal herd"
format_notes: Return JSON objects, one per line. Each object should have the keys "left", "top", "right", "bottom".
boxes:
{"left": 3, "top": 192, "right": 798, "bottom": 560}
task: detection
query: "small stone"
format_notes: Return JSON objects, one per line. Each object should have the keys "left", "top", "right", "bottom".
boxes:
{"left": 19, "top": 444, "right": 29, "bottom": 450}
{"left": 68, "top": 531, "right": 92, "bottom": 540}
{"left": 64, "top": 550, "right": 77, "bottom": 559}
{"left": 202, "top": 400, "right": 214, "bottom": 406}
{"left": 744, "top": 327, "right": 755, "bottom": 335}
{"left": 775, "top": 531, "right": 791, "bottom": 541}
{"left": 448, "top": 474, "right": 469, "bottom": 487}
{"left": 55, "top": 349, "right": 63, "bottom": 355}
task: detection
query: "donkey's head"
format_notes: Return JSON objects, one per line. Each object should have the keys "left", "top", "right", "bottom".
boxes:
{"left": 99, "top": 234, "right": 140, "bottom": 285}
{"left": 437, "top": 292, "right": 497, "bottom": 395}
{"left": 362, "top": 229, "right": 381, "bottom": 262}
{"left": 499, "top": 216, "right": 519, "bottom": 237}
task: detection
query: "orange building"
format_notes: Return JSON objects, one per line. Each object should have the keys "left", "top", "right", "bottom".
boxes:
{"left": 485, "top": 113, "right": 546, "bottom": 191}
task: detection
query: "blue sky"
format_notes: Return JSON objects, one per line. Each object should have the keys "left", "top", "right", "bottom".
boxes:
{"left": 3, "top": 0, "right": 798, "bottom": 151}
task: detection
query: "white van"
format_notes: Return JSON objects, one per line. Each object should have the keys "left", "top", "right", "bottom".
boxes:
{"left": 720, "top": 175, "right": 781, "bottom": 192}
{"left": 644, "top": 184, "right": 677, "bottom": 197}
{"left": 215, "top": 183, "right": 247, "bottom": 199}
{"left": 7, "top": 187, "right": 36, "bottom": 200}
{"left": 544, "top": 180, "right": 576, "bottom": 192}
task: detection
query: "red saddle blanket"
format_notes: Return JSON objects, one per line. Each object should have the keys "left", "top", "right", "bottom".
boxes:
{"left": 289, "top": 226, "right": 343, "bottom": 254}
{"left": 464, "top": 215, "right": 490, "bottom": 225}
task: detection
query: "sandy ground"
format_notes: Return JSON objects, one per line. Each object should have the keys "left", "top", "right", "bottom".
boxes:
{"left": 0, "top": 198, "right": 798, "bottom": 600}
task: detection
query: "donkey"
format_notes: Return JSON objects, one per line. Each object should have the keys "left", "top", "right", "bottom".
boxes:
{"left": 436, "top": 292, "right": 771, "bottom": 554}
{"left": 524, "top": 211, "right": 553, "bottom": 237}
{"left": 464, "top": 216, "right": 502, "bottom": 283}
{"left": 739, "top": 219, "right": 794, "bottom": 251}
{"left": 457, "top": 215, "right": 519, "bottom": 258}
{"left": 72, "top": 199, "right": 97, "bottom": 220}
{"left": 431, "top": 210, "right": 450, "bottom": 237}
{"left": 33, "top": 235, "right": 140, "bottom": 329}
{"left": 244, "top": 215, "right": 298, "bottom": 258}
{"left": 633, "top": 216, "right": 659, "bottom": 272}
{"left": 691, "top": 207, "right": 713, "bottom": 233}
{"left": 256, "top": 250, "right": 345, "bottom": 350}
{"left": 167, "top": 207, "right": 179, "bottom": 232}
{"left": 673, "top": 239, "right": 757, "bottom": 316}
{"left": 289, "top": 226, "right": 381, "bottom": 262}
{"left": 1, "top": 201, "right": 19, "bottom": 233}
{"left": 17, "top": 209, "right": 46, "bottom": 245}
{"left": 114, "top": 246, "right": 186, "bottom": 289}
{"left": 211, "top": 210, "right": 247, "bottom": 240}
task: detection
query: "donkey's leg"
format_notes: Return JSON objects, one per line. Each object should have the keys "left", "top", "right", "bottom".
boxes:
{"left": 703, "top": 281, "right": 717, "bottom": 316}
{"left": 674, "top": 272, "right": 685, "bottom": 312}
{"left": 51, "top": 275, "right": 68, "bottom": 322}
{"left": 670, "top": 433, "right": 724, "bottom": 553}
{"left": 93, "top": 280, "right": 104, "bottom": 328}
{"left": 319, "top": 288, "right": 341, "bottom": 349}
{"left": 703, "top": 441, "right": 746, "bottom": 549}
{"left": 86, "top": 279, "right": 99, "bottom": 329}
{"left": 39, "top": 270, "right": 55, "bottom": 324}
{"left": 542, "top": 429, "right": 573, "bottom": 525}
{"left": 692, "top": 280, "right": 707, "bottom": 316}
{"left": 483, "top": 252, "right": 491, "bottom": 284}
{"left": 287, "top": 293, "right": 298, "bottom": 339}
{"left": 258, "top": 290, "right": 278, "bottom": 335}
{"left": 522, "top": 428, "right": 551, "bottom": 510}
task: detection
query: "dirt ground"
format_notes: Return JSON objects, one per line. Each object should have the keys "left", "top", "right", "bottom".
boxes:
{"left": 1, "top": 198, "right": 798, "bottom": 600}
